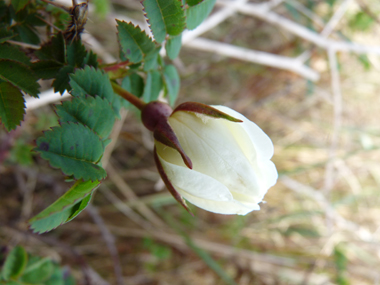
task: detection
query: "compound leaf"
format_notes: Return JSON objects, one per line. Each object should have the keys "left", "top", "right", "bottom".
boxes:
{"left": 1, "top": 246, "right": 27, "bottom": 280}
{"left": 35, "top": 122, "right": 106, "bottom": 181}
{"left": 0, "top": 59, "right": 39, "bottom": 97}
{"left": 56, "top": 95, "right": 115, "bottom": 140}
{"left": 116, "top": 20, "right": 156, "bottom": 63}
{"left": 69, "top": 66, "right": 121, "bottom": 117}
{"left": 29, "top": 179, "right": 100, "bottom": 233}
{"left": 0, "top": 82, "right": 25, "bottom": 131}
{"left": 163, "top": 64, "right": 180, "bottom": 106}
{"left": 186, "top": 0, "right": 216, "bottom": 30}
{"left": 142, "top": 0, "right": 186, "bottom": 43}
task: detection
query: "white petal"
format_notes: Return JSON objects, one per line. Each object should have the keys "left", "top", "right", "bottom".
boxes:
{"left": 156, "top": 147, "right": 233, "bottom": 201}
{"left": 167, "top": 112, "right": 264, "bottom": 199}
{"left": 212, "top": 105, "right": 275, "bottom": 160}
{"left": 178, "top": 189, "right": 260, "bottom": 215}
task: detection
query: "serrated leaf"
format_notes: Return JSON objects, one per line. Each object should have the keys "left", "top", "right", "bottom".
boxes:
{"left": 29, "top": 180, "right": 100, "bottom": 233}
{"left": 163, "top": 64, "right": 180, "bottom": 106}
{"left": 186, "top": 0, "right": 203, "bottom": 6}
{"left": 0, "top": 82, "right": 25, "bottom": 131}
{"left": 186, "top": 0, "right": 216, "bottom": 30}
{"left": 52, "top": 64, "right": 74, "bottom": 94}
{"left": 55, "top": 95, "right": 115, "bottom": 139}
{"left": 35, "top": 122, "right": 106, "bottom": 181}
{"left": 20, "top": 257, "right": 54, "bottom": 283}
{"left": 35, "top": 32, "right": 65, "bottom": 63}
{"left": 0, "top": 59, "right": 39, "bottom": 97}
{"left": 11, "top": 0, "right": 29, "bottom": 12}
{"left": 69, "top": 66, "right": 121, "bottom": 117}
{"left": 83, "top": 49, "right": 98, "bottom": 68}
{"left": 165, "top": 34, "right": 182, "bottom": 59}
{"left": 116, "top": 20, "right": 156, "bottom": 63}
{"left": 31, "top": 60, "right": 64, "bottom": 79}
{"left": 66, "top": 39, "right": 87, "bottom": 67}
{"left": 142, "top": 0, "right": 186, "bottom": 43}
{"left": 143, "top": 46, "right": 161, "bottom": 71}
{"left": 1, "top": 246, "right": 27, "bottom": 280}
{"left": 142, "top": 70, "right": 162, "bottom": 102}
{"left": 0, "top": 43, "right": 30, "bottom": 65}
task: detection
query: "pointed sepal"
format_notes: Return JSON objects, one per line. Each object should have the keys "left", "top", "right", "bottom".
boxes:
{"left": 154, "top": 147, "right": 193, "bottom": 215}
{"left": 172, "top": 102, "right": 243, "bottom": 122}
{"left": 153, "top": 120, "right": 192, "bottom": 169}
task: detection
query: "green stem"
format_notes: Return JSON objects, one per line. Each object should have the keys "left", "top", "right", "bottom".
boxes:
{"left": 111, "top": 82, "right": 146, "bottom": 111}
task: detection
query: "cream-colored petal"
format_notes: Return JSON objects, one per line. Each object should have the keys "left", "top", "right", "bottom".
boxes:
{"left": 156, "top": 148, "right": 233, "bottom": 201}
{"left": 212, "top": 105, "right": 275, "bottom": 160}
{"left": 177, "top": 188, "right": 260, "bottom": 215}
{"left": 167, "top": 112, "right": 263, "bottom": 198}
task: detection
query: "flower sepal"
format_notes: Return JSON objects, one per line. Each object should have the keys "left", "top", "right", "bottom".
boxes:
{"left": 172, "top": 102, "right": 243, "bottom": 123}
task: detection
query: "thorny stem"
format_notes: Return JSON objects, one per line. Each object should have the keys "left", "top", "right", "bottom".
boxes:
{"left": 111, "top": 82, "right": 146, "bottom": 111}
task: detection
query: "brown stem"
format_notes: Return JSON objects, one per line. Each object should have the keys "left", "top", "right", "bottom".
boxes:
{"left": 111, "top": 82, "right": 146, "bottom": 111}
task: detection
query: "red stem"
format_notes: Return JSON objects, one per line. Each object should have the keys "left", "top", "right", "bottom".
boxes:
{"left": 111, "top": 82, "right": 146, "bottom": 111}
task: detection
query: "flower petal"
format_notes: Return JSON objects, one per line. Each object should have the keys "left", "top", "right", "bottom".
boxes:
{"left": 167, "top": 111, "right": 265, "bottom": 198}
{"left": 156, "top": 145, "right": 233, "bottom": 201}
{"left": 212, "top": 105, "right": 275, "bottom": 160}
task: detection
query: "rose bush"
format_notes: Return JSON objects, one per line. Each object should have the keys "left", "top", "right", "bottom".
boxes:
{"left": 142, "top": 102, "right": 278, "bottom": 215}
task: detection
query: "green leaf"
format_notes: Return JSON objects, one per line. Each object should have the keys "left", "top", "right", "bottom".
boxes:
{"left": 11, "top": 0, "right": 29, "bottom": 12}
{"left": 1, "top": 246, "right": 27, "bottom": 280}
{"left": 83, "top": 49, "right": 98, "bottom": 68}
{"left": 45, "top": 266, "right": 64, "bottom": 285}
{"left": 186, "top": 0, "right": 216, "bottom": 30}
{"left": 186, "top": 0, "right": 203, "bottom": 6}
{"left": 34, "top": 122, "right": 106, "bottom": 181}
{"left": 29, "top": 180, "right": 100, "bottom": 233}
{"left": 0, "top": 59, "right": 39, "bottom": 97}
{"left": 12, "top": 24, "right": 40, "bottom": 45}
{"left": 52, "top": 65, "right": 75, "bottom": 94}
{"left": 20, "top": 257, "right": 54, "bottom": 283}
{"left": 163, "top": 64, "right": 180, "bottom": 106}
{"left": 31, "top": 60, "right": 64, "bottom": 79}
{"left": 66, "top": 39, "right": 87, "bottom": 67}
{"left": 121, "top": 72, "right": 144, "bottom": 108}
{"left": 0, "top": 25, "right": 15, "bottom": 43}
{"left": 143, "top": 46, "right": 161, "bottom": 71}
{"left": 165, "top": 34, "right": 182, "bottom": 59}
{"left": 0, "top": 43, "right": 30, "bottom": 65}
{"left": 35, "top": 32, "right": 65, "bottom": 63}
{"left": 142, "top": 0, "right": 186, "bottom": 43}
{"left": 116, "top": 20, "right": 156, "bottom": 63}
{"left": 69, "top": 66, "right": 120, "bottom": 117}
{"left": 55, "top": 95, "right": 115, "bottom": 140}
{"left": 142, "top": 70, "right": 163, "bottom": 102}
{"left": 0, "top": 82, "right": 25, "bottom": 131}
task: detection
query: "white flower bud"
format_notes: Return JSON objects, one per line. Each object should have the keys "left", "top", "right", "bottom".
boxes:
{"left": 155, "top": 105, "right": 278, "bottom": 215}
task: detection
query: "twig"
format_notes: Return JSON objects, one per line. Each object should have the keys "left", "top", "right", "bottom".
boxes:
{"left": 185, "top": 37, "right": 320, "bottom": 81}
{"left": 280, "top": 176, "right": 372, "bottom": 242}
{"left": 86, "top": 205, "right": 124, "bottom": 285}
{"left": 216, "top": 1, "right": 380, "bottom": 54}
{"left": 321, "top": 0, "right": 353, "bottom": 38}
{"left": 107, "top": 163, "right": 167, "bottom": 228}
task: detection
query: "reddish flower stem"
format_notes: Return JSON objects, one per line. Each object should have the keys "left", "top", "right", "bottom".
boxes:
{"left": 111, "top": 82, "right": 146, "bottom": 111}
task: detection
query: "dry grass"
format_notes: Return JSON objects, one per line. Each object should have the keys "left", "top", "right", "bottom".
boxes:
{"left": 1, "top": 0, "right": 380, "bottom": 284}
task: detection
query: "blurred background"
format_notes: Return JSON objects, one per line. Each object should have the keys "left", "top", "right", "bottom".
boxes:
{"left": 1, "top": 0, "right": 380, "bottom": 284}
